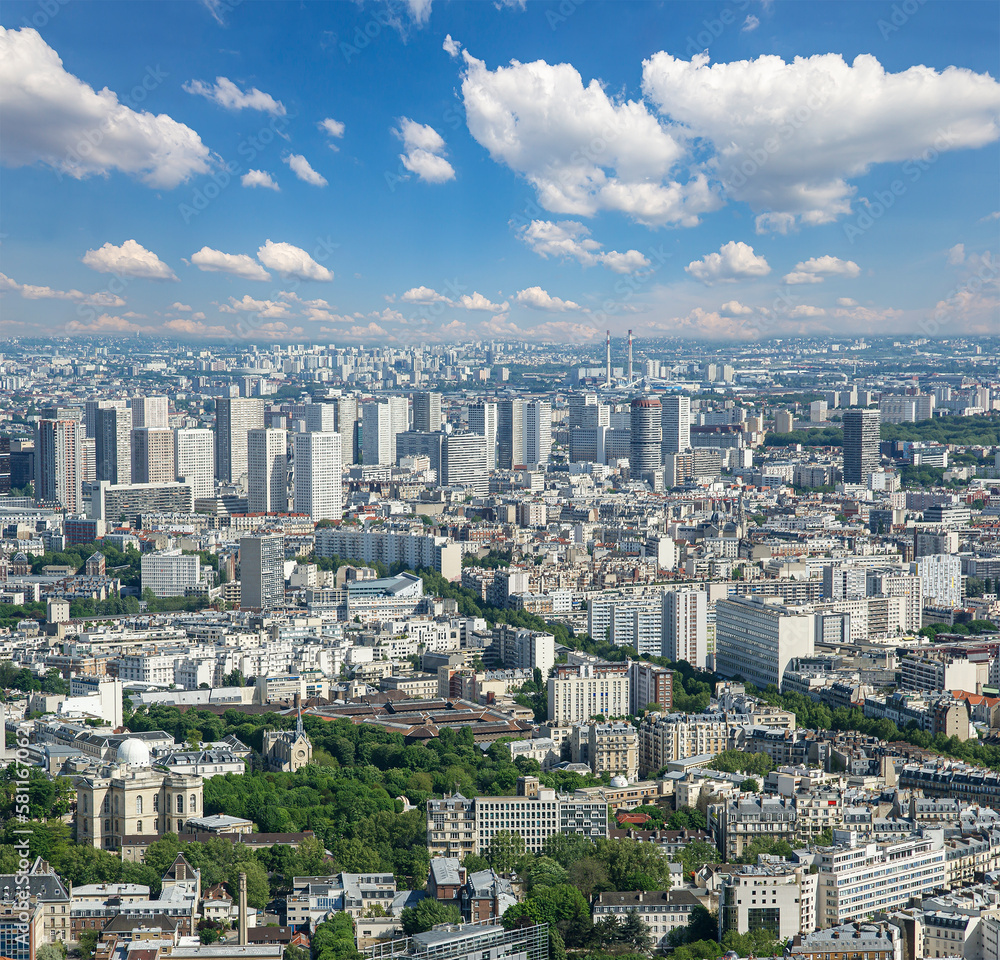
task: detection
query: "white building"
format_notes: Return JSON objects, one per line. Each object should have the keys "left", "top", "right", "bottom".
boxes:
{"left": 715, "top": 597, "right": 815, "bottom": 689}
{"left": 468, "top": 401, "right": 498, "bottom": 471}
{"left": 719, "top": 864, "right": 817, "bottom": 941}
{"left": 141, "top": 551, "right": 202, "bottom": 598}
{"left": 916, "top": 553, "right": 963, "bottom": 608}
{"left": 293, "top": 431, "right": 343, "bottom": 521}
{"left": 662, "top": 589, "right": 708, "bottom": 668}
{"left": 174, "top": 428, "right": 214, "bottom": 500}
{"left": 362, "top": 397, "right": 408, "bottom": 466}
{"left": 523, "top": 401, "right": 552, "bottom": 466}
{"left": 247, "top": 428, "right": 287, "bottom": 514}
{"left": 547, "top": 664, "right": 629, "bottom": 724}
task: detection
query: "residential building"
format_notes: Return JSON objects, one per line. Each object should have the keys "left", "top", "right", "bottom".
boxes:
{"left": 842, "top": 409, "right": 881, "bottom": 484}
{"left": 240, "top": 535, "right": 284, "bottom": 611}
{"left": 468, "top": 400, "right": 498, "bottom": 471}
{"left": 593, "top": 890, "right": 703, "bottom": 949}
{"left": 662, "top": 588, "right": 708, "bottom": 669}
{"left": 141, "top": 551, "right": 202, "bottom": 598}
{"left": 547, "top": 662, "right": 629, "bottom": 724}
{"left": 130, "top": 427, "right": 175, "bottom": 485}
{"left": 95, "top": 405, "right": 132, "bottom": 485}
{"left": 215, "top": 397, "right": 265, "bottom": 485}
{"left": 719, "top": 863, "right": 818, "bottom": 941}
{"left": 412, "top": 391, "right": 442, "bottom": 433}
{"left": 294, "top": 431, "right": 343, "bottom": 521}
{"left": 523, "top": 400, "right": 552, "bottom": 466}
{"left": 570, "top": 720, "right": 639, "bottom": 780}
{"left": 627, "top": 660, "right": 674, "bottom": 716}
{"left": 441, "top": 433, "right": 489, "bottom": 495}
{"left": 247, "top": 427, "right": 287, "bottom": 514}
{"left": 174, "top": 427, "right": 214, "bottom": 500}
{"left": 315, "top": 527, "right": 463, "bottom": 581}
{"left": 661, "top": 394, "right": 691, "bottom": 455}
{"left": 35, "top": 419, "right": 83, "bottom": 512}
{"left": 710, "top": 796, "right": 798, "bottom": 861}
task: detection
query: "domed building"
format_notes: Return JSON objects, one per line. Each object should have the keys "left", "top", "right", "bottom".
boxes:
{"left": 75, "top": 737, "right": 204, "bottom": 851}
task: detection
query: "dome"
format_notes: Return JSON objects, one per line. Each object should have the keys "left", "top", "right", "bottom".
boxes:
{"left": 610, "top": 775, "right": 629, "bottom": 788}
{"left": 116, "top": 738, "right": 151, "bottom": 768}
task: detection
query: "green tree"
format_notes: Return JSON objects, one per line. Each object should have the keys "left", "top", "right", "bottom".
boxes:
{"left": 400, "top": 898, "right": 462, "bottom": 934}
{"left": 36, "top": 946, "right": 67, "bottom": 960}
{"left": 78, "top": 930, "right": 100, "bottom": 960}
{"left": 487, "top": 830, "right": 526, "bottom": 875}
{"left": 740, "top": 777, "right": 760, "bottom": 793}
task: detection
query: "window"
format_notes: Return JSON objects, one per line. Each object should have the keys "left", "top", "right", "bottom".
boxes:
{"left": 153, "top": 794, "right": 159, "bottom": 813}
{"left": 177, "top": 795, "right": 184, "bottom": 814}
{"left": 103, "top": 797, "right": 109, "bottom": 814}
{"left": 137, "top": 821, "right": 142, "bottom": 833}
{"left": 190, "top": 794, "right": 197, "bottom": 812}
{"left": 136, "top": 796, "right": 143, "bottom": 815}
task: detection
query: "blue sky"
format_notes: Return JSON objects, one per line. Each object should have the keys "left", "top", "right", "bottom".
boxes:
{"left": 1, "top": 0, "right": 998, "bottom": 344}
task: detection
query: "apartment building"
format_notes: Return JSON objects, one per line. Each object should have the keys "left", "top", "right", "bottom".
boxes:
{"left": 719, "top": 863, "right": 818, "bottom": 941}
{"left": 570, "top": 721, "right": 639, "bottom": 781}
{"left": 710, "top": 796, "right": 798, "bottom": 861}
{"left": 638, "top": 713, "right": 734, "bottom": 776}
{"left": 547, "top": 662, "right": 629, "bottom": 724}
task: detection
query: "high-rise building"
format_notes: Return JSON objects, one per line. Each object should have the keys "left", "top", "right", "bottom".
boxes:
{"left": 774, "top": 409, "right": 794, "bottom": 434}
{"left": 715, "top": 597, "right": 815, "bottom": 689}
{"left": 129, "top": 395, "right": 169, "bottom": 429}
{"left": 662, "top": 589, "right": 708, "bottom": 668}
{"left": 333, "top": 396, "right": 359, "bottom": 466}
{"left": 240, "top": 535, "right": 284, "bottom": 611}
{"left": 293, "top": 431, "right": 343, "bottom": 521}
{"left": 468, "top": 401, "right": 498, "bottom": 471}
{"left": 35, "top": 419, "right": 83, "bottom": 513}
{"left": 130, "top": 427, "right": 175, "bottom": 485}
{"left": 441, "top": 433, "right": 489, "bottom": 495}
{"left": 412, "top": 392, "right": 443, "bottom": 433}
{"left": 173, "top": 428, "right": 214, "bottom": 500}
{"left": 95, "top": 406, "right": 132, "bottom": 485}
{"left": 497, "top": 399, "right": 524, "bottom": 470}
{"left": 842, "top": 409, "right": 881, "bottom": 484}
{"left": 629, "top": 396, "right": 662, "bottom": 477}
{"left": 661, "top": 395, "right": 691, "bottom": 456}
{"left": 247, "top": 428, "right": 287, "bottom": 514}
{"left": 304, "top": 402, "right": 337, "bottom": 433}
{"left": 362, "top": 397, "right": 408, "bottom": 466}
{"left": 523, "top": 401, "right": 552, "bottom": 466}
{"left": 215, "top": 398, "right": 265, "bottom": 485}
{"left": 84, "top": 398, "right": 126, "bottom": 439}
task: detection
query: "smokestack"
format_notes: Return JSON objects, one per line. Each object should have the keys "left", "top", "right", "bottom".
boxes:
{"left": 238, "top": 870, "right": 248, "bottom": 945}
{"left": 627, "top": 329, "right": 633, "bottom": 382}
{"left": 605, "top": 330, "right": 612, "bottom": 387}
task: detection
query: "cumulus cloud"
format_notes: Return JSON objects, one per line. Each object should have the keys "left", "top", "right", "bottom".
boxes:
{"left": 720, "top": 300, "right": 753, "bottom": 316}
{"left": 66, "top": 313, "right": 146, "bottom": 335}
{"left": 163, "top": 317, "right": 230, "bottom": 337}
{"left": 0, "top": 272, "right": 124, "bottom": 307}
{"left": 399, "top": 286, "right": 506, "bottom": 312}
{"left": 191, "top": 246, "right": 271, "bottom": 281}
{"left": 401, "top": 286, "right": 450, "bottom": 304}
{"left": 183, "top": 76, "right": 286, "bottom": 116}
{"left": 218, "top": 295, "right": 292, "bottom": 318}
{"left": 514, "top": 286, "right": 582, "bottom": 311}
{"left": 837, "top": 297, "right": 858, "bottom": 307}
{"left": 241, "top": 169, "right": 279, "bottom": 190}
{"left": 783, "top": 255, "right": 861, "bottom": 284}
{"left": 462, "top": 52, "right": 719, "bottom": 226}
{"left": 642, "top": 51, "right": 1000, "bottom": 230}
{"left": 0, "top": 27, "right": 211, "bottom": 188}
{"left": 947, "top": 243, "right": 966, "bottom": 265}
{"left": 318, "top": 118, "right": 345, "bottom": 150}
{"left": 787, "top": 304, "right": 826, "bottom": 318}
{"left": 455, "top": 292, "right": 507, "bottom": 312}
{"left": 443, "top": 34, "right": 461, "bottom": 58}
{"left": 394, "top": 118, "right": 455, "bottom": 183}
{"left": 350, "top": 322, "right": 389, "bottom": 339}
{"left": 742, "top": 14, "right": 759, "bottom": 31}
{"left": 518, "top": 220, "right": 650, "bottom": 273}
{"left": 82, "top": 240, "right": 177, "bottom": 280}
{"left": 171, "top": 302, "right": 192, "bottom": 312}
{"left": 257, "top": 240, "right": 333, "bottom": 281}
{"left": 685, "top": 241, "right": 770, "bottom": 284}
{"left": 283, "top": 153, "right": 327, "bottom": 187}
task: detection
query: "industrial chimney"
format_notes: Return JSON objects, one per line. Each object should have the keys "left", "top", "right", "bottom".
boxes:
{"left": 238, "top": 870, "right": 248, "bottom": 946}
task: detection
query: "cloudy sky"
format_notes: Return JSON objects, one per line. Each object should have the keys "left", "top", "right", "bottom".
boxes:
{"left": 1, "top": 0, "right": 998, "bottom": 344}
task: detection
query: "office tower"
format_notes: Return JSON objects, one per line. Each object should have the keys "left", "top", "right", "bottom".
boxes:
{"left": 441, "top": 433, "right": 489, "bottom": 496}
{"left": 215, "top": 397, "right": 265, "bottom": 484}
{"left": 412, "top": 391, "right": 443, "bottom": 433}
{"left": 130, "top": 427, "right": 175, "bottom": 484}
{"left": 396, "top": 430, "right": 443, "bottom": 475}
{"left": 842, "top": 409, "right": 881, "bottom": 484}
{"left": 715, "top": 597, "right": 815, "bottom": 689}
{"left": 35, "top": 419, "right": 83, "bottom": 513}
{"left": 95, "top": 406, "right": 132, "bottom": 484}
{"left": 334, "top": 396, "right": 359, "bottom": 466}
{"left": 497, "top": 398, "right": 525, "bottom": 470}
{"left": 468, "top": 401, "right": 497, "bottom": 471}
{"left": 569, "top": 392, "right": 609, "bottom": 429}
{"left": 84, "top": 398, "right": 126, "bottom": 439}
{"left": 660, "top": 395, "right": 691, "bottom": 456}
{"left": 523, "top": 401, "right": 552, "bottom": 466}
{"left": 361, "top": 397, "right": 407, "bottom": 466}
{"left": 662, "top": 589, "right": 708, "bottom": 669}
{"left": 810, "top": 400, "right": 828, "bottom": 423}
{"left": 240, "top": 535, "right": 284, "bottom": 611}
{"left": 304, "top": 402, "right": 337, "bottom": 433}
{"left": 629, "top": 396, "right": 662, "bottom": 476}
{"left": 174, "top": 428, "right": 214, "bottom": 500}
{"left": 247, "top": 428, "right": 287, "bottom": 514}
{"left": 293, "top": 431, "right": 343, "bottom": 521}
{"left": 129, "top": 395, "right": 169, "bottom": 429}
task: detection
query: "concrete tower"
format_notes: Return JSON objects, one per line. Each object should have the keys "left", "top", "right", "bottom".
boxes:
{"left": 629, "top": 395, "right": 662, "bottom": 478}
{"left": 627, "top": 329, "right": 633, "bottom": 382}
{"left": 605, "top": 330, "right": 612, "bottom": 387}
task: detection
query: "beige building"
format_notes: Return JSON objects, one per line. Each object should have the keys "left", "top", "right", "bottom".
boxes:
{"left": 75, "top": 738, "right": 204, "bottom": 850}
{"left": 570, "top": 721, "right": 639, "bottom": 781}
{"left": 262, "top": 715, "right": 313, "bottom": 773}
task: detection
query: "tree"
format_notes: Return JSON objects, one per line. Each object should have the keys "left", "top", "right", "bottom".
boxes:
{"left": 619, "top": 908, "right": 653, "bottom": 951}
{"left": 400, "top": 898, "right": 462, "bottom": 935}
{"left": 228, "top": 862, "right": 269, "bottom": 910}
{"left": 526, "top": 856, "right": 568, "bottom": 891}
{"left": 78, "top": 930, "right": 100, "bottom": 960}
{"left": 568, "top": 857, "right": 609, "bottom": 900}
{"left": 740, "top": 777, "right": 760, "bottom": 793}
{"left": 36, "top": 946, "right": 67, "bottom": 960}
{"left": 672, "top": 840, "right": 718, "bottom": 879}
{"left": 487, "top": 830, "right": 526, "bottom": 875}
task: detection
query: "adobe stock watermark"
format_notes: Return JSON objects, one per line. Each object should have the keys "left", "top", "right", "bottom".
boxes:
{"left": 842, "top": 131, "right": 955, "bottom": 243}
{"left": 684, "top": 0, "right": 753, "bottom": 57}
{"left": 546, "top": 0, "right": 587, "bottom": 31}
{"left": 877, "top": 0, "right": 928, "bottom": 40}
{"left": 56, "top": 65, "right": 168, "bottom": 182}
{"left": 920, "top": 251, "right": 997, "bottom": 337}
{"left": 20, "top": 0, "right": 71, "bottom": 30}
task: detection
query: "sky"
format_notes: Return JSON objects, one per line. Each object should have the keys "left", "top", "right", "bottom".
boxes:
{"left": 0, "top": 0, "right": 998, "bottom": 346}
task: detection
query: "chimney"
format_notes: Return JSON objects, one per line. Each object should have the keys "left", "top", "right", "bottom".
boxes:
{"left": 238, "top": 870, "right": 248, "bottom": 946}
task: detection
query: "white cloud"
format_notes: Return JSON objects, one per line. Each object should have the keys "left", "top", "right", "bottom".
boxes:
{"left": 82, "top": 240, "right": 177, "bottom": 280}
{"left": 0, "top": 27, "right": 211, "bottom": 188}
{"left": 443, "top": 34, "right": 461, "bottom": 58}
{"left": 241, "top": 169, "right": 279, "bottom": 190}
{"left": 788, "top": 304, "right": 826, "bottom": 318}
{"left": 283, "top": 154, "right": 327, "bottom": 187}
{"left": 183, "top": 76, "right": 286, "bottom": 116}
{"left": 947, "top": 243, "right": 966, "bottom": 265}
{"left": 257, "top": 240, "right": 333, "bottom": 282}
{"left": 394, "top": 118, "right": 455, "bottom": 183}
{"left": 218, "top": 295, "right": 292, "bottom": 318}
{"left": 518, "top": 220, "right": 649, "bottom": 273}
{"left": 980, "top": 211, "right": 1000, "bottom": 222}
{"left": 191, "top": 246, "right": 271, "bottom": 281}
{"left": 837, "top": 297, "right": 858, "bottom": 307}
{"left": 405, "top": 0, "right": 433, "bottom": 24}
{"left": 462, "top": 52, "right": 719, "bottom": 226}
{"left": 0, "top": 272, "right": 125, "bottom": 307}
{"left": 66, "top": 313, "right": 147, "bottom": 335}
{"left": 783, "top": 255, "right": 861, "bottom": 284}
{"left": 742, "top": 14, "right": 759, "bottom": 31}
{"left": 398, "top": 286, "right": 506, "bottom": 312}
{"left": 318, "top": 118, "right": 345, "bottom": 150}
{"left": 164, "top": 317, "right": 230, "bottom": 337}
{"left": 720, "top": 300, "right": 753, "bottom": 316}
{"left": 514, "top": 286, "right": 582, "bottom": 312}
{"left": 456, "top": 292, "right": 507, "bottom": 312}
{"left": 685, "top": 241, "right": 770, "bottom": 284}
{"left": 642, "top": 51, "right": 1000, "bottom": 230}
{"left": 401, "top": 286, "right": 450, "bottom": 304}
{"left": 171, "top": 302, "right": 192, "bottom": 312}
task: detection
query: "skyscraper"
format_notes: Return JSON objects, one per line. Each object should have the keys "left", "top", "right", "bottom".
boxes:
{"left": 661, "top": 395, "right": 691, "bottom": 456}
{"left": 662, "top": 589, "right": 708, "bottom": 668}
{"left": 497, "top": 399, "right": 524, "bottom": 470}
{"left": 215, "top": 398, "right": 265, "bottom": 485}
{"left": 129, "top": 395, "right": 169, "bottom": 429}
{"left": 842, "top": 409, "right": 881, "bottom": 484}
{"left": 629, "top": 396, "right": 662, "bottom": 477}
{"left": 412, "top": 391, "right": 443, "bottom": 433}
{"left": 35, "top": 419, "right": 83, "bottom": 513}
{"left": 247, "top": 428, "right": 287, "bottom": 514}
{"left": 294, "top": 431, "right": 343, "bottom": 521}
{"left": 304, "top": 402, "right": 337, "bottom": 433}
{"left": 523, "top": 401, "right": 552, "bottom": 466}
{"left": 130, "top": 427, "right": 175, "bottom": 484}
{"left": 85, "top": 398, "right": 126, "bottom": 439}
{"left": 334, "top": 396, "right": 359, "bottom": 466}
{"left": 441, "top": 433, "right": 489, "bottom": 496}
{"left": 95, "top": 406, "right": 132, "bottom": 484}
{"left": 174, "top": 428, "right": 215, "bottom": 500}
{"left": 361, "top": 397, "right": 408, "bottom": 466}
{"left": 468, "top": 401, "right": 497, "bottom": 471}
{"left": 240, "top": 535, "right": 284, "bottom": 611}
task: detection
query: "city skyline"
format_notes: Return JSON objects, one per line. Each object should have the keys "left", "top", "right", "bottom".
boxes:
{"left": 0, "top": 0, "right": 998, "bottom": 344}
